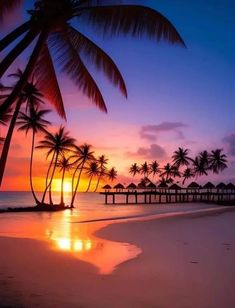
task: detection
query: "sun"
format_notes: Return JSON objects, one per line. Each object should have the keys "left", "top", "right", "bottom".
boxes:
{"left": 52, "top": 179, "right": 72, "bottom": 193}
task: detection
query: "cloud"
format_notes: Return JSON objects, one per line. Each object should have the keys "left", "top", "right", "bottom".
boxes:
{"left": 140, "top": 121, "right": 188, "bottom": 140}
{"left": 126, "top": 144, "right": 167, "bottom": 159}
{"left": 223, "top": 133, "right": 235, "bottom": 156}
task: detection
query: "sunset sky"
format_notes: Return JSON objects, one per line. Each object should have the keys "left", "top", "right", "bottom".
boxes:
{"left": 1, "top": 0, "right": 235, "bottom": 191}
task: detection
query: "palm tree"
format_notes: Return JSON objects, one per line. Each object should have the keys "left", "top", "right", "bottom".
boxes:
{"left": 0, "top": 107, "right": 12, "bottom": 146}
{"left": 0, "top": 70, "right": 45, "bottom": 185}
{"left": 17, "top": 107, "right": 51, "bottom": 205}
{"left": 56, "top": 155, "right": 74, "bottom": 206}
{"left": 149, "top": 160, "right": 160, "bottom": 178}
{"left": 192, "top": 156, "right": 208, "bottom": 178}
{"left": 172, "top": 147, "right": 192, "bottom": 168}
{"left": 36, "top": 126, "right": 76, "bottom": 205}
{"left": 209, "top": 149, "right": 227, "bottom": 174}
{"left": 0, "top": 1, "right": 185, "bottom": 115}
{"left": 160, "top": 163, "right": 175, "bottom": 179}
{"left": 0, "top": 2, "right": 185, "bottom": 186}
{"left": 70, "top": 143, "right": 94, "bottom": 208}
{"left": 106, "top": 167, "right": 118, "bottom": 182}
{"left": 140, "top": 162, "right": 150, "bottom": 177}
{"left": 94, "top": 155, "right": 108, "bottom": 192}
{"left": 86, "top": 161, "right": 99, "bottom": 192}
{"left": 199, "top": 150, "right": 210, "bottom": 170}
{"left": 129, "top": 163, "right": 139, "bottom": 177}
{"left": 182, "top": 168, "right": 194, "bottom": 185}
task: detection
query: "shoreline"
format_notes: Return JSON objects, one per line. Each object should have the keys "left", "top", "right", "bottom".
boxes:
{"left": 0, "top": 205, "right": 235, "bottom": 307}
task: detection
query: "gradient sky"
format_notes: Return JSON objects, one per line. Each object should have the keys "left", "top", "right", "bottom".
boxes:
{"left": 1, "top": 0, "right": 235, "bottom": 191}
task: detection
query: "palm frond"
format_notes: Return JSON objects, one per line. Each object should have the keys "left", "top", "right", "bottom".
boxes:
{"left": 78, "top": 5, "right": 185, "bottom": 46}
{"left": 34, "top": 43, "right": 66, "bottom": 119}
{"left": 68, "top": 26, "right": 127, "bottom": 97}
{"left": 49, "top": 28, "right": 107, "bottom": 112}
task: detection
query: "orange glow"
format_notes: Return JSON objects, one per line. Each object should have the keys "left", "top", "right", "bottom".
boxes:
{"left": 52, "top": 179, "right": 72, "bottom": 193}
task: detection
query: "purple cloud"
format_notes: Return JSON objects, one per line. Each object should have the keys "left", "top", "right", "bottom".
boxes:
{"left": 126, "top": 144, "right": 166, "bottom": 159}
{"left": 223, "top": 133, "right": 235, "bottom": 156}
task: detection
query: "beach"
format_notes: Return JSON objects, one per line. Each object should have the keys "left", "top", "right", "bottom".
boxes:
{"left": 0, "top": 206, "right": 235, "bottom": 307}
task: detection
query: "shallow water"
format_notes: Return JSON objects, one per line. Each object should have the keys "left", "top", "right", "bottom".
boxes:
{"left": 0, "top": 191, "right": 218, "bottom": 274}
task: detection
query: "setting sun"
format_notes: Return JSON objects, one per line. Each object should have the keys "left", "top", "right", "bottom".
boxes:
{"left": 52, "top": 179, "right": 72, "bottom": 193}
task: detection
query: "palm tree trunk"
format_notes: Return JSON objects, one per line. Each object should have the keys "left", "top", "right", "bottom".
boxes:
{"left": 0, "top": 98, "right": 23, "bottom": 186}
{"left": 60, "top": 168, "right": 66, "bottom": 206}
{"left": 70, "top": 161, "right": 85, "bottom": 208}
{"left": 0, "top": 29, "right": 49, "bottom": 187}
{"left": 41, "top": 153, "right": 58, "bottom": 205}
{"left": 30, "top": 131, "right": 40, "bottom": 205}
{"left": 86, "top": 176, "right": 93, "bottom": 193}
{"left": 94, "top": 174, "right": 101, "bottom": 192}
{"left": 42, "top": 151, "right": 55, "bottom": 204}
{"left": 49, "top": 185, "right": 53, "bottom": 205}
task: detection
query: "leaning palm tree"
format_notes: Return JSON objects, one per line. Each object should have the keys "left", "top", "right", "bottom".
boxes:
{"left": 0, "top": 106, "right": 12, "bottom": 146}
{"left": 94, "top": 154, "right": 108, "bottom": 192}
{"left": 172, "top": 147, "right": 192, "bottom": 168}
{"left": 17, "top": 107, "right": 51, "bottom": 205}
{"left": 70, "top": 143, "right": 94, "bottom": 208}
{"left": 36, "top": 126, "right": 76, "bottom": 205}
{"left": 129, "top": 163, "right": 139, "bottom": 177}
{"left": 56, "top": 155, "right": 74, "bottom": 206}
{"left": 0, "top": 1, "right": 185, "bottom": 186}
{"left": 85, "top": 160, "right": 99, "bottom": 192}
{"left": 209, "top": 149, "right": 227, "bottom": 174}
{"left": 0, "top": 1, "right": 185, "bottom": 115}
{"left": 182, "top": 168, "right": 194, "bottom": 185}
{"left": 0, "top": 70, "right": 45, "bottom": 186}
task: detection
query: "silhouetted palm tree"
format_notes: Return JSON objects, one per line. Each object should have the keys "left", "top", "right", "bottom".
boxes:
{"left": 182, "top": 168, "right": 194, "bottom": 185}
{"left": 94, "top": 154, "right": 108, "bottom": 192}
{"left": 149, "top": 160, "right": 160, "bottom": 178}
{"left": 199, "top": 150, "right": 210, "bottom": 170}
{"left": 86, "top": 160, "right": 99, "bottom": 192}
{"left": 209, "top": 149, "right": 227, "bottom": 174}
{"left": 160, "top": 163, "right": 179, "bottom": 179}
{"left": 17, "top": 107, "right": 51, "bottom": 204}
{"left": 70, "top": 143, "right": 94, "bottom": 207}
{"left": 37, "top": 126, "right": 76, "bottom": 204}
{"left": 0, "top": 107, "right": 12, "bottom": 146}
{"left": 140, "top": 161, "right": 150, "bottom": 177}
{"left": 192, "top": 156, "right": 208, "bottom": 178}
{"left": 0, "top": 70, "right": 45, "bottom": 185}
{"left": 129, "top": 163, "right": 139, "bottom": 177}
{"left": 56, "top": 155, "right": 74, "bottom": 205}
{"left": 106, "top": 167, "right": 118, "bottom": 182}
{"left": 0, "top": 0, "right": 185, "bottom": 117}
{"left": 172, "top": 147, "right": 192, "bottom": 168}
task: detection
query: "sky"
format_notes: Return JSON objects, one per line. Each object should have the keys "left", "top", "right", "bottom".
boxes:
{"left": 0, "top": 0, "right": 235, "bottom": 191}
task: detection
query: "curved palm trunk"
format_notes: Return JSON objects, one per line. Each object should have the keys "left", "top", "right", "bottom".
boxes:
{"left": 70, "top": 161, "right": 85, "bottom": 208}
{"left": 86, "top": 175, "right": 93, "bottom": 193}
{"left": 30, "top": 131, "right": 40, "bottom": 205}
{"left": 0, "top": 29, "right": 49, "bottom": 187}
{"left": 41, "top": 153, "right": 58, "bottom": 205}
{"left": 60, "top": 168, "right": 66, "bottom": 206}
{"left": 0, "top": 98, "right": 23, "bottom": 186}
{"left": 49, "top": 185, "right": 53, "bottom": 205}
{"left": 41, "top": 152, "right": 55, "bottom": 204}
{"left": 94, "top": 173, "right": 102, "bottom": 192}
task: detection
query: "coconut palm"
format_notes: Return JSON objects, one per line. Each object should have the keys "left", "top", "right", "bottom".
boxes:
{"left": 0, "top": 70, "right": 45, "bottom": 186}
{"left": 0, "top": 1, "right": 185, "bottom": 115}
{"left": 172, "top": 147, "right": 192, "bottom": 168}
{"left": 140, "top": 162, "right": 150, "bottom": 177}
{"left": 209, "top": 149, "right": 227, "bottom": 174}
{"left": 70, "top": 143, "right": 94, "bottom": 208}
{"left": 129, "top": 163, "right": 139, "bottom": 177}
{"left": 0, "top": 107, "right": 12, "bottom": 146}
{"left": 86, "top": 160, "right": 99, "bottom": 192}
{"left": 94, "top": 155, "right": 108, "bottom": 192}
{"left": 106, "top": 167, "right": 118, "bottom": 182}
{"left": 56, "top": 155, "right": 74, "bottom": 205}
{"left": 160, "top": 163, "right": 177, "bottom": 179}
{"left": 149, "top": 160, "right": 160, "bottom": 178}
{"left": 182, "top": 168, "right": 194, "bottom": 185}
{"left": 192, "top": 156, "right": 208, "bottom": 178}
{"left": 17, "top": 107, "right": 51, "bottom": 204}
{"left": 36, "top": 126, "right": 76, "bottom": 205}
{"left": 199, "top": 150, "right": 210, "bottom": 170}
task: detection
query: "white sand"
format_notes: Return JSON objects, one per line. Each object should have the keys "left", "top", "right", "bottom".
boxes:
{"left": 1, "top": 208, "right": 235, "bottom": 307}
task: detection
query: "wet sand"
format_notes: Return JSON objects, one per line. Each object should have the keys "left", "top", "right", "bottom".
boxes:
{"left": 0, "top": 208, "right": 235, "bottom": 307}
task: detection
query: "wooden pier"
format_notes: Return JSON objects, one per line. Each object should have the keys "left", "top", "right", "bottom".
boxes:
{"left": 100, "top": 189, "right": 235, "bottom": 205}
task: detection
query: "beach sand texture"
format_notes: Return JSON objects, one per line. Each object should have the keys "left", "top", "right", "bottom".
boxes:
{"left": 0, "top": 209, "right": 235, "bottom": 307}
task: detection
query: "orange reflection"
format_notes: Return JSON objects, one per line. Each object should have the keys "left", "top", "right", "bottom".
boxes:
{"left": 47, "top": 211, "right": 141, "bottom": 275}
